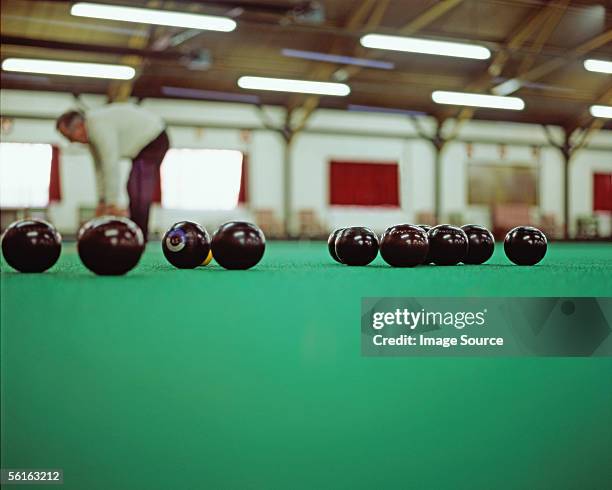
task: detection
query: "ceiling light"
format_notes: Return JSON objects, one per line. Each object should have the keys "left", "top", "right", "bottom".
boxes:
{"left": 431, "top": 90, "right": 525, "bottom": 110}
{"left": 71, "top": 2, "right": 237, "bottom": 32}
{"left": 281, "top": 49, "right": 394, "bottom": 70}
{"left": 492, "top": 78, "right": 522, "bottom": 96}
{"left": 584, "top": 59, "right": 612, "bottom": 74}
{"left": 237, "top": 76, "right": 350, "bottom": 96}
{"left": 590, "top": 105, "right": 612, "bottom": 118}
{"left": 162, "top": 86, "right": 260, "bottom": 104}
{"left": 347, "top": 104, "right": 425, "bottom": 116}
{"left": 360, "top": 34, "right": 490, "bottom": 60}
{"left": 1, "top": 58, "right": 135, "bottom": 80}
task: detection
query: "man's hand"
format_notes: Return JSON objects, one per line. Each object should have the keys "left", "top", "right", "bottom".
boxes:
{"left": 106, "top": 204, "right": 128, "bottom": 217}
{"left": 95, "top": 203, "right": 127, "bottom": 217}
{"left": 95, "top": 203, "right": 106, "bottom": 217}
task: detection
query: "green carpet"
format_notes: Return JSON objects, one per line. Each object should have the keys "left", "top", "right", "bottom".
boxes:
{"left": 2, "top": 242, "right": 612, "bottom": 489}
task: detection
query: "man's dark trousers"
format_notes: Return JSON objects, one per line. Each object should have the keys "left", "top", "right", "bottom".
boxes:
{"left": 127, "top": 130, "right": 169, "bottom": 240}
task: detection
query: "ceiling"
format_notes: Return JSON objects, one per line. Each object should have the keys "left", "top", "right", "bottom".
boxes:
{"left": 1, "top": 0, "right": 611, "bottom": 130}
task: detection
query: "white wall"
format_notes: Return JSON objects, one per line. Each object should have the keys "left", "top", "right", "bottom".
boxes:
{"left": 1, "top": 89, "right": 611, "bottom": 237}
{"left": 441, "top": 141, "right": 557, "bottom": 228}
{"left": 292, "top": 132, "right": 411, "bottom": 233}
{"left": 571, "top": 148, "right": 612, "bottom": 237}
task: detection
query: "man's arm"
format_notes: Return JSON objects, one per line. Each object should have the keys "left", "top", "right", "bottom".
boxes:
{"left": 89, "top": 145, "right": 106, "bottom": 205}
{"left": 88, "top": 121, "right": 122, "bottom": 206}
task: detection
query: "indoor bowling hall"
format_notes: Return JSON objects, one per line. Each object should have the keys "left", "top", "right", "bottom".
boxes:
{"left": 1, "top": 1, "right": 612, "bottom": 490}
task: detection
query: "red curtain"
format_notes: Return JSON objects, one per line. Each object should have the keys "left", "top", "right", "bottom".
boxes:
{"left": 238, "top": 154, "right": 248, "bottom": 204}
{"left": 49, "top": 145, "right": 62, "bottom": 202}
{"left": 593, "top": 173, "right": 612, "bottom": 212}
{"left": 329, "top": 160, "right": 399, "bottom": 207}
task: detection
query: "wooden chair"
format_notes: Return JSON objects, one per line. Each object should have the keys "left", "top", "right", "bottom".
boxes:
{"left": 539, "top": 213, "right": 558, "bottom": 239}
{"left": 253, "top": 209, "right": 285, "bottom": 239}
{"left": 447, "top": 212, "right": 464, "bottom": 227}
{"left": 297, "top": 209, "right": 326, "bottom": 239}
{"left": 492, "top": 204, "right": 531, "bottom": 240}
{"left": 1, "top": 207, "right": 49, "bottom": 232}
{"left": 415, "top": 211, "right": 436, "bottom": 226}
{"left": 576, "top": 215, "right": 599, "bottom": 239}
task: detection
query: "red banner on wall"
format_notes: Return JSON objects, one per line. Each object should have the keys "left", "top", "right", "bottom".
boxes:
{"left": 329, "top": 160, "right": 399, "bottom": 207}
{"left": 593, "top": 173, "right": 612, "bottom": 212}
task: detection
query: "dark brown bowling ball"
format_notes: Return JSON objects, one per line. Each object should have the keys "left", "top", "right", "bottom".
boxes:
{"left": 504, "top": 226, "right": 547, "bottom": 265}
{"left": 77, "top": 216, "right": 145, "bottom": 275}
{"left": 335, "top": 227, "right": 379, "bottom": 266}
{"left": 427, "top": 224, "right": 469, "bottom": 266}
{"left": 380, "top": 224, "right": 429, "bottom": 267}
{"left": 461, "top": 224, "right": 495, "bottom": 264}
{"left": 211, "top": 221, "right": 265, "bottom": 270}
{"left": 1, "top": 219, "right": 61, "bottom": 273}
{"left": 162, "top": 221, "right": 211, "bottom": 269}
{"left": 416, "top": 224, "right": 433, "bottom": 263}
{"left": 327, "top": 228, "right": 345, "bottom": 263}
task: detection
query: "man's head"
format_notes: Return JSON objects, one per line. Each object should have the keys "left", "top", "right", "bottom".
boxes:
{"left": 56, "top": 110, "right": 88, "bottom": 144}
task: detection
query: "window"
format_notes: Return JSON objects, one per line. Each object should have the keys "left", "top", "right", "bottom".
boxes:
{"left": 161, "top": 148, "right": 244, "bottom": 210}
{"left": 468, "top": 162, "right": 538, "bottom": 205}
{"left": 329, "top": 160, "right": 399, "bottom": 207}
{"left": 0, "top": 143, "right": 53, "bottom": 207}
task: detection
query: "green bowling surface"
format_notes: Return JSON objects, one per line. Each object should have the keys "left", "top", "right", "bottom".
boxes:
{"left": 2, "top": 242, "right": 612, "bottom": 489}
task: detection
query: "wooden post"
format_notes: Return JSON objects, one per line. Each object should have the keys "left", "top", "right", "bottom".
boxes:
{"left": 561, "top": 142, "right": 571, "bottom": 240}
{"left": 280, "top": 111, "right": 294, "bottom": 238}
{"left": 409, "top": 116, "right": 448, "bottom": 225}
{"left": 432, "top": 122, "right": 446, "bottom": 224}
{"left": 282, "top": 133, "right": 293, "bottom": 238}
{"left": 433, "top": 141, "right": 443, "bottom": 224}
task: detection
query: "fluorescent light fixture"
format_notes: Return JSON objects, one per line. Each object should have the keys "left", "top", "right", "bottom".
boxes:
{"left": 584, "top": 59, "right": 612, "bottom": 74}
{"left": 71, "top": 2, "right": 237, "bottom": 32}
{"left": 590, "top": 105, "right": 612, "bottom": 118}
{"left": 162, "top": 86, "right": 260, "bottom": 104}
{"left": 492, "top": 78, "right": 522, "bottom": 96}
{"left": 348, "top": 104, "right": 425, "bottom": 116}
{"left": 281, "top": 49, "right": 394, "bottom": 70}
{"left": 237, "top": 76, "right": 350, "bottom": 96}
{"left": 1, "top": 58, "right": 135, "bottom": 80}
{"left": 432, "top": 90, "right": 525, "bottom": 110}
{"left": 493, "top": 77, "right": 576, "bottom": 94}
{"left": 360, "top": 34, "right": 490, "bottom": 60}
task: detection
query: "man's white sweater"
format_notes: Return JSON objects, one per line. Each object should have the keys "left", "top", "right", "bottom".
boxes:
{"left": 86, "top": 103, "right": 165, "bottom": 205}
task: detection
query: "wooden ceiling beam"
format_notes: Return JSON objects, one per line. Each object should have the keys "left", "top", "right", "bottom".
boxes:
{"left": 340, "top": 0, "right": 465, "bottom": 80}
{"left": 399, "top": 0, "right": 465, "bottom": 36}
{"left": 290, "top": 0, "right": 466, "bottom": 133}
{"left": 286, "top": 0, "right": 389, "bottom": 131}
{"left": 0, "top": 35, "right": 186, "bottom": 59}
{"left": 570, "top": 82, "right": 612, "bottom": 149}
{"left": 284, "top": 0, "right": 377, "bottom": 114}
{"left": 515, "top": 0, "right": 569, "bottom": 75}
{"left": 107, "top": 1, "right": 163, "bottom": 101}
{"left": 491, "top": 29, "right": 612, "bottom": 95}
{"left": 446, "top": 0, "right": 572, "bottom": 137}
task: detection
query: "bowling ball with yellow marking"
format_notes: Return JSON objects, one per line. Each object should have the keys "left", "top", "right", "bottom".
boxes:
{"left": 201, "top": 249, "right": 213, "bottom": 266}
{"left": 162, "top": 221, "right": 210, "bottom": 269}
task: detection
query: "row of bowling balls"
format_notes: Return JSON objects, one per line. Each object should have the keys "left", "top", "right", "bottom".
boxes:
{"left": 1, "top": 217, "right": 266, "bottom": 275}
{"left": 328, "top": 224, "right": 548, "bottom": 266}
